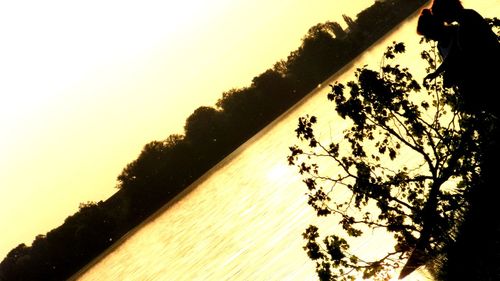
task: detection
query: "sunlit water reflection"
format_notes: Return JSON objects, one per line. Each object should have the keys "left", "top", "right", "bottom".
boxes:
{"left": 72, "top": 2, "right": 498, "bottom": 280}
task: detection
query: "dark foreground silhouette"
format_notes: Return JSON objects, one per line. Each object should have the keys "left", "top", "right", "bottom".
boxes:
{"left": 0, "top": 1, "right": 428, "bottom": 280}
{"left": 395, "top": 1, "right": 500, "bottom": 279}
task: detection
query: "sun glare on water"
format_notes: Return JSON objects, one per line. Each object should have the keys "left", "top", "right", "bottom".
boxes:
{"left": 266, "top": 164, "right": 293, "bottom": 181}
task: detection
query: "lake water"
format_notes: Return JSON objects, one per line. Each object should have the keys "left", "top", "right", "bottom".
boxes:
{"left": 71, "top": 2, "right": 499, "bottom": 280}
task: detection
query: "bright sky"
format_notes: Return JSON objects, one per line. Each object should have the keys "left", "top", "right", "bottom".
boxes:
{"left": 0, "top": 0, "right": 376, "bottom": 259}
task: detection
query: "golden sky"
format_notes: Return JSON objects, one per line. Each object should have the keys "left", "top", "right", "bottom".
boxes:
{"left": 0, "top": 0, "right": 374, "bottom": 259}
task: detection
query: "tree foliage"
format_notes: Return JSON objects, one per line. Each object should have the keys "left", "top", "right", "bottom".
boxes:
{"left": 289, "top": 41, "right": 490, "bottom": 280}
{"left": 0, "top": 1, "right": 428, "bottom": 280}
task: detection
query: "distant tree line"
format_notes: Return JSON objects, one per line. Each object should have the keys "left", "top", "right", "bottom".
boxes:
{"left": 0, "top": 1, "right": 428, "bottom": 280}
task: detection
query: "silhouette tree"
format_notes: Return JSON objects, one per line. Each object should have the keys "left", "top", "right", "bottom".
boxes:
{"left": 342, "top": 15, "right": 356, "bottom": 31}
{"left": 289, "top": 42, "right": 486, "bottom": 280}
{"left": 328, "top": 21, "right": 347, "bottom": 39}
{"left": 0, "top": 1, "right": 429, "bottom": 279}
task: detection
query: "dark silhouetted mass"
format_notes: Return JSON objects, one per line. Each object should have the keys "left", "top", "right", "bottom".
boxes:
{"left": 0, "top": 1, "right": 428, "bottom": 280}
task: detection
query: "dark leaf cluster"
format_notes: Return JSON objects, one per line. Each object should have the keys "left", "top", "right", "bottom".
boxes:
{"left": 0, "top": 1, "right": 429, "bottom": 280}
{"left": 290, "top": 41, "right": 487, "bottom": 279}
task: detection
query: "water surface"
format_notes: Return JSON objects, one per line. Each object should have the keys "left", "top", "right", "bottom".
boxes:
{"left": 73, "top": 2, "right": 498, "bottom": 279}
